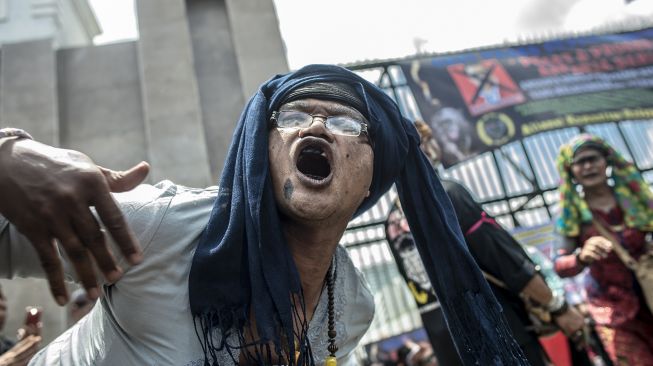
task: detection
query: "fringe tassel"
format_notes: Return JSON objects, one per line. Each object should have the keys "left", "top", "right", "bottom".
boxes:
{"left": 445, "top": 291, "right": 529, "bottom": 365}
{"left": 193, "top": 299, "right": 316, "bottom": 365}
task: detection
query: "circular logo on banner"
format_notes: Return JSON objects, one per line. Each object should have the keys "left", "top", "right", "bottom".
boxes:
{"left": 476, "top": 112, "right": 515, "bottom": 146}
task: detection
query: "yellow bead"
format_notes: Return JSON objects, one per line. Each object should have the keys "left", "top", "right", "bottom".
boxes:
{"left": 325, "top": 356, "right": 337, "bottom": 366}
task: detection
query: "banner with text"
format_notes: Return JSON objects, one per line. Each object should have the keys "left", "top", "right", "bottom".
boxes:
{"left": 401, "top": 27, "right": 653, "bottom": 167}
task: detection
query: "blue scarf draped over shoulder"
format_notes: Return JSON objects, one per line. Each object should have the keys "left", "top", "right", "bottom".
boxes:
{"left": 189, "top": 64, "right": 527, "bottom": 365}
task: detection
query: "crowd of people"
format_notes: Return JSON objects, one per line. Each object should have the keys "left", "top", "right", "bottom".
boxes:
{"left": 0, "top": 64, "right": 651, "bottom": 366}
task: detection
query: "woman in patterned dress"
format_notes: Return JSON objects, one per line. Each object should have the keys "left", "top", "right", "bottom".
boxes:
{"left": 554, "top": 134, "right": 653, "bottom": 366}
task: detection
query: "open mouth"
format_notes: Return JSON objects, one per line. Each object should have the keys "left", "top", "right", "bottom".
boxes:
{"left": 297, "top": 145, "right": 331, "bottom": 181}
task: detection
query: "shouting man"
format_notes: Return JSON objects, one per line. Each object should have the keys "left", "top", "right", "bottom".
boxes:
{"left": 0, "top": 65, "right": 527, "bottom": 365}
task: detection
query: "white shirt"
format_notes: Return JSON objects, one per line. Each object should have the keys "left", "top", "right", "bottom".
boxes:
{"left": 0, "top": 181, "right": 375, "bottom": 365}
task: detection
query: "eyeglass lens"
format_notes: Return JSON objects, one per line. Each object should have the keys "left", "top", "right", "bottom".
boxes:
{"left": 572, "top": 154, "right": 602, "bottom": 166}
{"left": 276, "top": 111, "right": 364, "bottom": 136}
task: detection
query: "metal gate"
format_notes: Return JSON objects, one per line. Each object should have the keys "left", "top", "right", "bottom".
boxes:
{"left": 343, "top": 62, "right": 653, "bottom": 345}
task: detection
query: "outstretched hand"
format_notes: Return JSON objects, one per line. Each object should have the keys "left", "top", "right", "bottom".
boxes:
{"left": 0, "top": 138, "right": 150, "bottom": 305}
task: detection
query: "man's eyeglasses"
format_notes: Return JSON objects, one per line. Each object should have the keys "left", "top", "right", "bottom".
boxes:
{"left": 571, "top": 154, "right": 604, "bottom": 167}
{"left": 270, "top": 110, "right": 368, "bottom": 137}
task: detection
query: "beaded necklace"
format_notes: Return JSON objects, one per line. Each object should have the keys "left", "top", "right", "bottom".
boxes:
{"left": 324, "top": 263, "right": 337, "bottom": 366}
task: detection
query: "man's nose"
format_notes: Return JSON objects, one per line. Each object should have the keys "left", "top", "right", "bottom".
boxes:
{"left": 298, "top": 117, "right": 334, "bottom": 142}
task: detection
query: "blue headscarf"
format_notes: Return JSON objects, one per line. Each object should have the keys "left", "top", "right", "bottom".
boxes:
{"left": 189, "top": 64, "right": 527, "bottom": 365}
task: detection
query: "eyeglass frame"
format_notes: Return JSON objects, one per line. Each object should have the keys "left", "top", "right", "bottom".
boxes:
{"left": 269, "top": 110, "right": 369, "bottom": 137}
{"left": 571, "top": 153, "right": 605, "bottom": 168}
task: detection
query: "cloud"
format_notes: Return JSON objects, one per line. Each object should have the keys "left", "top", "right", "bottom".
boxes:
{"left": 515, "top": 0, "right": 585, "bottom": 31}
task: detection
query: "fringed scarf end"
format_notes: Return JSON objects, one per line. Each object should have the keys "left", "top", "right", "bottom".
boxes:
{"left": 193, "top": 307, "right": 245, "bottom": 365}
{"left": 445, "top": 291, "right": 530, "bottom": 366}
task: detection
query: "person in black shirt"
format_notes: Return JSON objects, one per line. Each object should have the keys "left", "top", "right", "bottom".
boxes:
{"left": 413, "top": 120, "right": 586, "bottom": 366}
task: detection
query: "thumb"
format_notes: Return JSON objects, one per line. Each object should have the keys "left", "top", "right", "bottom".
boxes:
{"left": 99, "top": 161, "right": 150, "bottom": 192}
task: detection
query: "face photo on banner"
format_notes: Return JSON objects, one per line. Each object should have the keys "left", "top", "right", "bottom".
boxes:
{"left": 408, "top": 61, "right": 483, "bottom": 167}
{"left": 407, "top": 60, "right": 523, "bottom": 168}
{"left": 428, "top": 107, "right": 477, "bottom": 167}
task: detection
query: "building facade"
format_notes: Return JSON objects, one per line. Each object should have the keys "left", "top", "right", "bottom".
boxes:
{"left": 0, "top": 0, "right": 100, "bottom": 48}
{"left": 0, "top": 0, "right": 289, "bottom": 344}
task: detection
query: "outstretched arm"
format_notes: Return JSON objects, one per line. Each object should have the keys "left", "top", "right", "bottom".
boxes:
{"left": 0, "top": 130, "right": 149, "bottom": 305}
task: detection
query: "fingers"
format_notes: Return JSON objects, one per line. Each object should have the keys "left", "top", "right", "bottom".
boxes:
{"left": 581, "top": 245, "right": 605, "bottom": 262}
{"left": 29, "top": 235, "right": 68, "bottom": 306}
{"left": 584, "top": 251, "right": 603, "bottom": 263}
{"left": 99, "top": 161, "right": 150, "bottom": 193}
{"left": 21, "top": 324, "right": 41, "bottom": 338}
{"left": 587, "top": 236, "right": 612, "bottom": 248}
{"left": 581, "top": 236, "right": 614, "bottom": 262}
{"left": 30, "top": 198, "right": 132, "bottom": 305}
{"left": 72, "top": 207, "right": 123, "bottom": 283}
{"left": 6, "top": 335, "right": 41, "bottom": 365}
{"left": 555, "top": 308, "right": 585, "bottom": 336}
{"left": 591, "top": 244, "right": 611, "bottom": 259}
{"left": 92, "top": 191, "right": 142, "bottom": 265}
{"left": 589, "top": 236, "right": 612, "bottom": 253}
{"left": 52, "top": 222, "right": 100, "bottom": 301}
{"left": 600, "top": 241, "right": 613, "bottom": 254}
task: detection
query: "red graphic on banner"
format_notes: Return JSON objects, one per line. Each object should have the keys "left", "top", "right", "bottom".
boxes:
{"left": 448, "top": 60, "right": 526, "bottom": 116}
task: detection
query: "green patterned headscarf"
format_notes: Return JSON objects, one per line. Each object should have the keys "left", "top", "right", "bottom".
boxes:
{"left": 556, "top": 134, "right": 653, "bottom": 237}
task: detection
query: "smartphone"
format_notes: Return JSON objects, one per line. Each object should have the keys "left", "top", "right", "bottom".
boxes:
{"left": 24, "top": 306, "right": 42, "bottom": 326}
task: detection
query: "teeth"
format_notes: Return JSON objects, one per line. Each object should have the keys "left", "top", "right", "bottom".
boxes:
{"left": 302, "top": 146, "right": 324, "bottom": 155}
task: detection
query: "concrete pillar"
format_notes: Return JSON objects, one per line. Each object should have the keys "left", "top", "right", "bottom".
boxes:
{"left": 0, "top": 39, "right": 58, "bottom": 145}
{"left": 1, "top": 40, "right": 69, "bottom": 346}
{"left": 225, "top": 0, "right": 289, "bottom": 99}
{"left": 57, "top": 42, "right": 149, "bottom": 171}
{"left": 187, "top": 0, "right": 244, "bottom": 180}
{"left": 136, "top": 0, "right": 212, "bottom": 187}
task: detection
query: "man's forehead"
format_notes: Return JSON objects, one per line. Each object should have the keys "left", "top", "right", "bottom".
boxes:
{"left": 281, "top": 99, "right": 364, "bottom": 117}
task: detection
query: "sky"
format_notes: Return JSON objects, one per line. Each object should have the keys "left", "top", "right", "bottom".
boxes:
{"left": 89, "top": 0, "right": 653, "bottom": 70}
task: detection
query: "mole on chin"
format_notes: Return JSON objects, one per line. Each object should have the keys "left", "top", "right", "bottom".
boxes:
{"left": 283, "top": 179, "right": 294, "bottom": 201}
